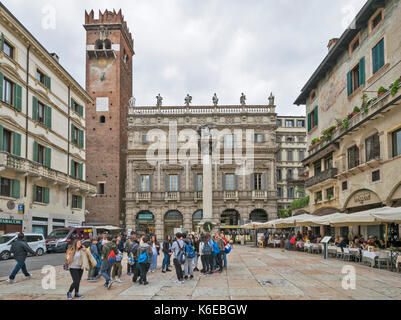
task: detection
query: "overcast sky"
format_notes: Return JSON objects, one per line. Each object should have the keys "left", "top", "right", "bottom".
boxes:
{"left": 2, "top": 0, "right": 366, "bottom": 115}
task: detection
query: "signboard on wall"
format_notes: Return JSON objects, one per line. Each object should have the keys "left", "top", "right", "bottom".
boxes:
{"left": 346, "top": 190, "right": 381, "bottom": 209}
{"left": 0, "top": 218, "right": 23, "bottom": 225}
{"left": 96, "top": 97, "right": 109, "bottom": 112}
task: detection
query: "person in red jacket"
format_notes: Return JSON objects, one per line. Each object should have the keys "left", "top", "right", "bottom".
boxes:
{"left": 220, "top": 231, "right": 228, "bottom": 270}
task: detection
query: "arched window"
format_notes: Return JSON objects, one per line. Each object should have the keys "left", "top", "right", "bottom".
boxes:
{"left": 192, "top": 210, "right": 203, "bottom": 232}
{"left": 100, "top": 116, "right": 106, "bottom": 123}
{"left": 104, "top": 39, "right": 112, "bottom": 50}
{"left": 95, "top": 40, "right": 103, "bottom": 50}
{"left": 221, "top": 209, "right": 240, "bottom": 226}
{"left": 250, "top": 209, "right": 268, "bottom": 223}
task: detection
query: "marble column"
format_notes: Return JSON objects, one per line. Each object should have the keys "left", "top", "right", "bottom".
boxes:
{"left": 203, "top": 153, "right": 213, "bottom": 221}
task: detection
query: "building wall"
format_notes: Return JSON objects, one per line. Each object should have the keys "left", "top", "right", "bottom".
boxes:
{"left": 0, "top": 4, "right": 95, "bottom": 235}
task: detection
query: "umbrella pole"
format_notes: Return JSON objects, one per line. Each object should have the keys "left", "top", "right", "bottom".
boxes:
{"left": 385, "top": 223, "right": 388, "bottom": 248}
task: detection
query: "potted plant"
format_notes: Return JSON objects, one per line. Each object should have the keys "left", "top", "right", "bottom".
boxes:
{"left": 390, "top": 78, "right": 400, "bottom": 96}
{"left": 336, "top": 119, "right": 343, "bottom": 128}
{"left": 378, "top": 86, "right": 388, "bottom": 98}
{"left": 343, "top": 117, "right": 349, "bottom": 130}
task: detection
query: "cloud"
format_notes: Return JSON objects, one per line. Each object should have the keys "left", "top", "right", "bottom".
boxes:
{"left": 2, "top": 0, "right": 367, "bottom": 116}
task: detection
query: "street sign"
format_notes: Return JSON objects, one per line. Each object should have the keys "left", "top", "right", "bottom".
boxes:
{"left": 18, "top": 204, "right": 24, "bottom": 215}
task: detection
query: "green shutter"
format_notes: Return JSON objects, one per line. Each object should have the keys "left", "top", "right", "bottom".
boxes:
{"left": 45, "top": 106, "right": 52, "bottom": 129}
{"left": 14, "top": 84, "right": 22, "bottom": 112}
{"left": 33, "top": 141, "right": 38, "bottom": 162}
{"left": 359, "top": 57, "right": 365, "bottom": 86}
{"left": 12, "top": 132, "right": 21, "bottom": 156}
{"left": 78, "top": 105, "right": 84, "bottom": 117}
{"left": 1, "top": 33, "right": 4, "bottom": 51}
{"left": 71, "top": 160, "right": 75, "bottom": 177}
{"left": 45, "top": 76, "right": 51, "bottom": 90}
{"left": 372, "top": 44, "right": 378, "bottom": 74}
{"left": 71, "top": 98, "right": 75, "bottom": 110}
{"left": 45, "top": 147, "right": 51, "bottom": 168}
{"left": 44, "top": 187, "right": 50, "bottom": 204}
{"left": 0, "top": 124, "right": 3, "bottom": 151}
{"left": 78, "top": 129, "right": 84, "bottom": 149}
{"left": 307, "top": 113, "right": 311, "bottom": 132}
{"left": 71, "top": 124, "right": 75, "bottom": 142}
{"left": 347, "top": 71, "right": 353, "bottom": 96}
{"left": 12, "top": 179, "right": 20, "bottom": 199}
{"left": 78, "top": 196, "right": 83, "bottom": 209}
{"left": 32, "top": 96, "right": 38, "bottom": 121}
{"left": 378, "top": 39, "right": 385, "bottom": 70}
{"left": 0, "top": 71, "right": 4, "bottom": 101}
{"left": 314, "top": 106, "right": 318, "bottom": 126}
{"left": 78, "top": 163, "right": 83, "bottom": 180}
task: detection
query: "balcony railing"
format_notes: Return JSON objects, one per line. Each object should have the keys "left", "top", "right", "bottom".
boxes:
{"left": 305, "top": 167, "right": 338, "bottom": 188}
{"left": 224, "top": 191, "right": 238, "bottom": 201}
{"left": 165, "top": 192, "right": 180, "bottom": 202}
{"left": 0, "top": 152, "right": 96, "bottom": 194}
{"left": 194, "top": 191, "right": 203, "bottom": 200}
{"left": 136, "top": 192, "right": 151, "bottom": 203}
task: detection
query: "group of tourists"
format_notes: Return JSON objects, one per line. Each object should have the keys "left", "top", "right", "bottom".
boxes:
{"left": 63, "top": 230, "right": 232, "bottom": 300}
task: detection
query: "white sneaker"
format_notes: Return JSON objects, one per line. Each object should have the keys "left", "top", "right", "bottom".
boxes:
{"left": 174, "top": 280, "right": 182, "bottom": 284}
{"left": 7, "top": 279, "right": 16, "bottom": 284}
{"left": 116, "top": 278, "right": 123, "bottom": 283}
{"left": 25, "top": 275, "right": 31, "bottom": 280}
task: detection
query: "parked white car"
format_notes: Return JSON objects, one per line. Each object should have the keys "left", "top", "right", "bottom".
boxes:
{"left": 0, "top": 233, "right": 47, "bottom": 260}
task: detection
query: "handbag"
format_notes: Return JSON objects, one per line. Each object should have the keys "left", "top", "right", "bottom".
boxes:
{"left": 63, "top": 262, "right": 70, "bottom": 271}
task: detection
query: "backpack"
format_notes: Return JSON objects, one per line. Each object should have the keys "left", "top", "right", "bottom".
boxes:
{"left": 224, "top": 244, "right": 232, "bottom": 254}
{"left": 203, "top": 242, "right": 212, "bottom": 255}
{"left": 176, "top": 241, "right": 186, "bottom": 265}
{"left": 128, "top": 252, "right": 135, "bottom": 265}
{"left": 185, "top": 243, "right": 195, "bottom": 259}
{"left": 212, "top": 241, "right": 220, "bottom": 256}
{"left": 107, "top": 248, "right": 116, "bottom": 263}
{"left": 138, "top": 250, "right": 149, "bottom": 264}
{"left": 116, "top": 253, "right": 123, "bottom": 262}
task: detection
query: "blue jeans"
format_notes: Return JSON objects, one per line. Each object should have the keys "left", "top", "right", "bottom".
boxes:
{"left": 100, "top": 260, "right": 113, "bottom": 284}
{"left": 9, "top": 260, "right": 30, "bottom": 280}
{"left": 150, "top": 253, "right": 158, "bottom": 270}
{"left": 162, "top": 253, "right": 171, "bottom": 270}
{"left": 223, "top": 252, "right": 227, "bottom": 268}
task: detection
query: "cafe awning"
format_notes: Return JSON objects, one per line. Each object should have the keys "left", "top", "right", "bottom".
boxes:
{"left": 329, "top": 207, "right": 401, "bottom": 226}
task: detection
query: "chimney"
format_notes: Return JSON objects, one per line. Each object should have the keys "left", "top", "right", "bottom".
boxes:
{"left": 327, "top": 38, "right": 339, "bottom": 51}
{"left": 50, "top": 53, "right": 59, "bottom": 63}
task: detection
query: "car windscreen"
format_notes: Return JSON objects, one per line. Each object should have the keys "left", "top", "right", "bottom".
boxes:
{"left": 47, "top": 229, "right": 70, "bottom": 239}
{"left": 0, "top": 236, "right": 14, "bottom": 244}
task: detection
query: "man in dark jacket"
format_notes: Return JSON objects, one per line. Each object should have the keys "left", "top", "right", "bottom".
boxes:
{"left": 100, "top": 235, "right": 118, "bottom": 289}
{"left": 8, "top": 233, "right": 37, "bottom": 283}
{"left": 125, "top": 232, "right": 139, "bottom": 276}
{"left": 136, "top": 235, "right": 153, "bottom": 285}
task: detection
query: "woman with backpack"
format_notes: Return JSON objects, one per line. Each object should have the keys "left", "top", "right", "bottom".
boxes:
{"left": 183, "top": 237, "right": 195, "bottom": 280}
{"left": 65, "top": 240, "right": 87, "bottom": 300}
{"left": 111, "top": 237, "right": 124, "bottom": 283}
{"left": 162, "top": 235, "right": 172, "bottom": 273}
{"left": 193, "top": 236, "right": 200, "bottom": 272}
{"left": 203, "top": 233, "right": 213, "bottom": 275}
{"left": 136, "top": 235, "right": 152, "bottom": 285}
{"left": 150, "top": 235, "right": 160, "bottom": 273}
{"left": 171, "top": 233, "right": 185, "bottom": 284}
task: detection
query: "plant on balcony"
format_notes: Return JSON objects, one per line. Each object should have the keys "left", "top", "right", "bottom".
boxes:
{"left": 290, "top": 196, "right": 310, "bottom": 210}
{"left": 336, "top": 118, "right": 343, "bottom": 128}
{"left": 377, "top": 86, "right": 388, "bottom": 98}
{"left": 322, "top": 126, "right": 336, "bottom": 140}
{"left": 311, "top": 137, "right": 321, "bottom": 147}
{"left": 343, "top": 117, "right": 349, "bottom": 130}
{"left": 353, "top": 106, "right": 360, "bottom": 114}
{"left": 327, "top": 194, "right": 332, "bottom": 201}
{"left": 278, "top": 209, "right": 292, "bottom": 219}
{"left": 390, "top": 78, "right": 400, "bottom": 96}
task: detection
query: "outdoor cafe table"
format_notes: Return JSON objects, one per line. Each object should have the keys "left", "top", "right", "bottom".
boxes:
{"left": 328, "top": 246, "right": 337, "bottom": 256}
{"left": 273, "top": 239, "right": 281, "bottom": 247}
{"left": 362, "top": 250, "right": 381, "bottom": 267}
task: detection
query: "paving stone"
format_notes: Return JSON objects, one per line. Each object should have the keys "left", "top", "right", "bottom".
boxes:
{"left": 193, "top": 287, "right": 230, "bottom": 297}
{"left": 228, "top": 288, "right": 268, "bottom": 297}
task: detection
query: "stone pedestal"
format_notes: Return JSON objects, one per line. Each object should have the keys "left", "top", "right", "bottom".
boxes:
{"left": 202, "top": 154, "right": 213, "bottom": 221}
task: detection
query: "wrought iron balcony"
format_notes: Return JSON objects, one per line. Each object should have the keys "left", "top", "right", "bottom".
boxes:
{"left": 0, "top": 152, "right": 96, "bottom": 194}
{"left": 305, "top": 167, "right": 338, "bottom": 188}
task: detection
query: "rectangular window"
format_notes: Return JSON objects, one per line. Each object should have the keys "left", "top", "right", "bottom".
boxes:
{"left": 299, "top": 150, "right": 305, "bottom": 161}
{"left": 197, "top": 174, "right": 203, "bottom": 191}
{"left": 3, "top": 78, "right": 13, "bottom": 106}
{"left": 372, "top": 170, "right": 380, "bottom": 182}
{"left": 276, "top": 136, "right": 282, "bottom": 143}
{"left": 352, "top": 64, "right": 360, "bottom": 92}
{"left": 3, "top": 40, "right": 14, "bottom": 59}
{"left": 37, "top": 70, "right": 45, "bottom": 84}
{"left": 314, "top": 160, "right": 321, "bottom": 176}
{"left": 98, "top": 183, "right": 105, "bottom": 195}
{"left": 37, "top": 101, "right": 45, "bottom": 124}
{"left": 254, "top": 134, "right": 264, "bottom": 143}
{"left": 277, "top": 119, "right": 282, "bottom": 127}
{"left": 298, "top": 136, "right": 305, "bottom": 143}
{"left": 342, "top": 181, "right": 348, "bottom": 191}
{"left": 324, "top": 153, "right": 333, "bottom": 170}
{"left": 286, "top": 136, "right": 294, "bottom": 142}
{"left": 326, "top": 187, "right": 334, "bottom": 200}
{"left": 72, "top": 195, "right": 82, "bottom": 209}
{"left": 225, "top": 174, "right": 235, "bottom": 191}
{"left": 2, "top": 129, "right": 11, "bottom": 153}
{"left": 365, "top": 133, "right": 380, "bottom": 162}
{"left": 72, "top": 126, "right": 79, "bottom": 145}
{"left": 308, "top": 106, "right": 318, "bottom": 131}
{"left": 169, "top": 175, "right": 179, "bottom": 192}
{"left": 371, "top": 10, "right": 383, "bottom": 30}
{"left": 287, "top": 187, "right": 294, "bottom": 199}
{"left": 276, "top": 169, "right": 282, "bottom": 181}
{"left": 315, "top": 191, "right": 322, "bottom": 202}
{"left": 285, "top": 120, "right": 294, "bottom": 128}
{"left": 372, "top": 39, "right": 385, "bottom": 74}
{"left": 297, "top": 120, "right": 305, "bottom": 128}
{"left": 277, "top": 187, "right": 283, "bottom": 198}
{"left": 348, "top": 145, "right": 360, "bottom": 169}
{"left": 287, "top": 169, "right": 293, "bottom": 181}
{"left": 253, "top": 173, "right": 262, "bottom": 190}
{"left": 392, "top": 129, "right": 401, "bottom": 157}
{"left": 37, "top": 144, "right": 45, "bottom": 165}
{"left": 351, "top": 38, "right": 359, "bottom": 53}
{"left": 141, "top": 175, "right": 150, "bottom": 192}
{"left": 34, "top": 186, "right": 43, "bottom": 203}
{"left": 0, "top": 177, "right": 11, "bottom": 197}
{"left": 276, "top": 150, "right": 282, "bottom": 161}
{"left": 223, "top": 134, "right": 234, "bottom": 149}
{"left": 287, "top": 150, "right": 293, "bottom": 161}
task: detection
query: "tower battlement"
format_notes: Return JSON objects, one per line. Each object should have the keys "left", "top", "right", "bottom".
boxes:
{"left": 84, "top": 9, "right": 133, "bottom": 51}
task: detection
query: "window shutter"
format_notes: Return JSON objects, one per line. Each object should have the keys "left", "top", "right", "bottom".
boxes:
{"left": 263, "top": 172, "right": 267, "bottom": 190}
{"left": 149, "top": 175, "right": 152, "bottom": 192}
{"left": 45, "top": 147, "right": 51, "bottom": 168}
{"left": 177, "top": 174, "right": 181, "bottom": 191}
{"left": 359, "top": 57, "right": 365, "bottom": 86}
{"left": 78, "top": 196, "right": 83, "bottom": 209}
{"left": 33, "top": 141, "right": 38, "bottom": 162}
{"left": 314, "top": 106, "right": 318, "bottom": 126}
{"left": 78, "top": 163, "right": 83, "bottom": 180}
{"left": 1, "top": 33, "right": 4, "bottom": 51}
{"left": 307, "top": 113, "right": 311, "bottom": 132}
{"left": 234, "top": 175, "right": 238, "bottom": 191}
{"left": 14, "top": 84, "right": 22, "bottom": 112}
{"left": 44, "top": 187, "right": 50, "bottom": 204}
{"left": 71, "top": 124, "right": 75, "bottom": 141}
{"left": 70, "top": 160, "right": 75, "bottom": 177}
{"left": 0, "top": 71, "right": 3, "bottom": 101}
{"left": 32, "top": 96, "right": 38, "bottom": 121}
{"left": 193, "top": 173, "right": 197, "bottom": 191}
{"left": 0, "top": 124, "right": 3, "bottom": 151}
{"left": 71, "top": 98, "right": 75, "bottom": 110}
{"left": 165, "top": 174, "right": 169, "bottom": 191}
{"left": 222, "top": 173, "right": 226, "bottom": 191}
{"left": 45, "top": 75, "right": 51, "bottom": 90}
{"left": 250, "top": 174, "right": 254, "bottom": 190}
{"left": 12, "top": 132, "right": 21, "bottom": 156}
{"left": 78, "top": 105, "right": 84, "bottom": 117}
{"left": 12, "top": 179, "right": 20, "bottom": 199}
{"left": 79, "top": 129, "right": 84, "bottom": 148}
{"left": 45, "top": 106, "right": 52, "bottom": 129}
{"left": 378, "top": 39, "right": 385, "bottom": 70}
{"left": 136, "top": 174, "right": 141, "bottom": 191}
{"left": 347, "top": 71, "right": 353, "bottom": 96}
{"left": 372, "top": 44, "right": 378, "bottom": 74}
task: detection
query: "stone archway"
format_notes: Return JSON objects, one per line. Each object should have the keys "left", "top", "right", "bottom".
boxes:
{"left": 221, "top": 209, "right": 240, "bottom": 226}
{"left": 344, "top": 189, "right": 382, "bottom": 212}
{"left": 164, "top": 210, "right": 183, "bottom": 237}
{"left": 387, "top": 181, "right": 401, "bottom": 206}
{"left": 192, "top": 210, "right": 203, "bottom": 232}
{"left": 249, "top": 209, "right": 268, "bottom": 223}
{"left": 136, "top": 211, "right": 155, "bottom": 235}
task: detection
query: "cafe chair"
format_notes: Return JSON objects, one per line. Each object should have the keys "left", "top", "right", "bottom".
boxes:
{"left": 376, "top": 251, "right": 390, "bottom": 270}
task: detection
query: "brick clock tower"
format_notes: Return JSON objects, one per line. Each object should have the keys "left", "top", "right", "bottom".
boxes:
{"left": 84, "top": 10, "right": 134, "bottom": 227}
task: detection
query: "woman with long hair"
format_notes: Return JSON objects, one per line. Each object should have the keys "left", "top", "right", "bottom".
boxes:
{"left": 162, "top": 234, "right": 172, "bottom": 273}
{"left": 149, "top": 235, "right": 160, "bottom": 272}
{"left": 65, "top": 239, "right": 86, "bottom": 300}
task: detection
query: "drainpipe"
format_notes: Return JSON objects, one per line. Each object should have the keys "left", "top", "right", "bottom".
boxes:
{"left": 24, "top": 44, "right": 30, "bottom": 197}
